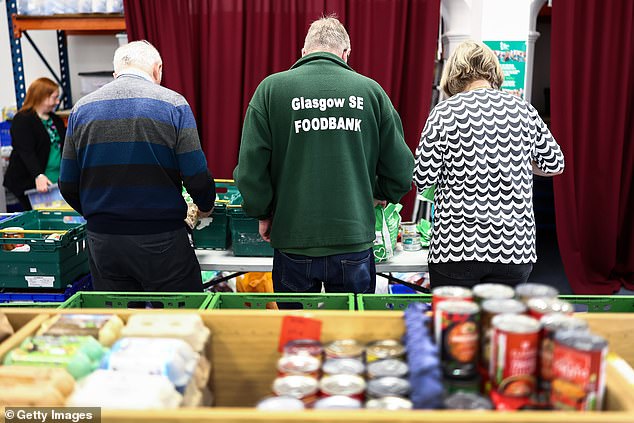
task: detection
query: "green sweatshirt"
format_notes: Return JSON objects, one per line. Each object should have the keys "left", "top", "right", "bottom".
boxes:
{"left": 234, "top": 52, "right": 414, "bottom": 255}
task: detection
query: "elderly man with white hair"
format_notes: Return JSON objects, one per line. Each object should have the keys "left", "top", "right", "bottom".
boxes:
{"left": 234, "top": 16, "right": 414, "bottom": 301}
{"left": 60, "top": 40, "right": 216, "bottom": 292}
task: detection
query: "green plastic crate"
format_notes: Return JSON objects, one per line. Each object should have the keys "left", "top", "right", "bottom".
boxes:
{"left": 559, "top": 295, "right": 634, "bottom": 313}
{"left": 0, "top": 302, "right": 62, "bottom": 308}
{"left": 227, "top": 205, "right": 274, "bottom": 257}
{"left": 60, "top": 292, "right": 214, "bottom": 309}
{"left": 207, "top": 292, "right": 354, "bottom": 310}
{"left": 191, "top": 180, "right": 240, "bottom": 250}
{"left": 357, "top": 294, "right": 432, "bottom": 311}
{"left": 0, "top": 210, "right": 88, "bottom": 289}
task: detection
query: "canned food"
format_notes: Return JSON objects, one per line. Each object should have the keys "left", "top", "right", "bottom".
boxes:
{"left": 442, "top": 374, "right": 481, "bottom": 396}
{"left": 515, "top": 283, "right": 558, "bottom": 303}
{"left": 365, "top": 396, "right": 413, "bottom": 410}
{"left": 434, "top": 300, "right": 480, "bottom": 379}
{"left": 313, "top": 395, "right": 362, "bottom": 410}
{"left": 322, "top": 358, "right": 365, "bottom": 376}
{"left": 538, "top": 314, "right": 589, "bottom": 404}
{"left": 472, "top": 283, "right": 515, "bottom": 304}
{"left": 324, "top": 339, "right": 364, "bottom": 360}
{"left": 277, "top": 354, "right": 321, "bottom": 378}
{"left": 256, "top": 395, "right": 305, "bottom": 410}
{"left": 480, "top": 299, "right": 527, "bottom": 369}
{"left": 272, "top": 375, "right": 319, "bottom": 406}
{"left": 526, "top": 297, "right": 574, "bottom": 320}
{"left": 444, "top": 392, "right": 493, "bottom": 410}
{"left": 551, "top": 330, "right": 608, "bottom": 411}
{"left": 490, "top": 314, "right": 540, "bottom": 398}
{"left": 319, "top": 374, "right": 366, "bottom": 401}
{"left": 432, "top": 286, "right": 473, "bottom": 311}
{"left": 283, "top": 339, "right": 323, "bottom": 360}
{"left": 365, "top": 339, "right": 405, "bottom": 363}
{"left": 366, "top": 377, "right": 411, "bottom": 399}
{"left": 367, "top": 359, "right": 409, "bottom": 379}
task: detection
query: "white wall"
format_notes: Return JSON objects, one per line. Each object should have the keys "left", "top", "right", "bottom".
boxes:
{"left": 0, "top": 0, "right": 119, "bottom": 110}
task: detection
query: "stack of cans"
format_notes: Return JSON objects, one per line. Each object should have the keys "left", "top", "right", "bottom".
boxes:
{"left": 432, "top": 282, "right": 608, "bottom": 412}
{"left": 257, "top": 338, "right": 413, "bottom": 410}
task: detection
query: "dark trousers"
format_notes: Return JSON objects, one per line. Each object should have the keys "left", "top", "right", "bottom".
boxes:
{"left": 273, "top": 248, "right": 376, "bottom": 294}
{"left": 429, "top": 260, "right": 533, "bottom": 289}
{"left": 87, "top": 228, "right": 203, "bottom": 292}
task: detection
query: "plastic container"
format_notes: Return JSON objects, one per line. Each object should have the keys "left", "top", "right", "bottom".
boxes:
{"left": 207, "top": 293, "right": 354, "bottom": 310}
{"left": 0, "top": 121, "right": 11, "bottom": 146}
{"left": 357, "top": 294, "right": 432, "bottom": 311}
{"left": 60, "top": 292, "right": 214, "bottom": 310}
{"left": 24, "top": 184, "right": 73, "bottom": 211}
{"left": 227, "top": 205, "right": 274, "bottom": 257}
{"left": 77, "top": 71, "right": 114, "bottom": 96}
{"left": 0, "top": 273, "right": 92, "bottom": 304}
{"left": 192, "top": 179, "right": 239, "bottom": 250}
{"left": 0, "top": 210, "right": 88, "bottom": 289}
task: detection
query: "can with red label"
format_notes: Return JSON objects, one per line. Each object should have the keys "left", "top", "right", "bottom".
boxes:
{"left": 322, "top": 358, "right": 365, "bottom": 376}
{"left": 324, "top": 340, "right": 364, "bottom": 360}
{"left": 472, "top": 283, "right": 515, "bottom": 304}
{"left": 435, "top": 300, "right": 480, "bottom": 379}
{"left": 277, "top": 354, "right": 321, "bottom": 378}
{"left": 490, "top": 314, "right": 540, "bottom": 398}
{"left": 272, "top": 375, "right": 319, "bottom": 406}
{"left": 538, "top": 314, "right": 589, "bottom": 404}
{"left": 283, "top": 339, "right": 323, "bottom": 361}
{"left": 365, "top": 339, "right": 405, "bottom": 363}
{"left": 515, "top": 283, "right": 558, "bottom": 303}
{"left": 432, "top": 286, "right": 473, "bottom": 311}
{"left": 551, "top": 330, "right": 607, "bottom": 411}
{"left": 480, "top": 299, "right": 527, "bottom": 370}
{"left": 526, "top": 297, "right": 574, "bottom": 320}
{"left": 319, "top": 374, "right": 366, "bottom": 402}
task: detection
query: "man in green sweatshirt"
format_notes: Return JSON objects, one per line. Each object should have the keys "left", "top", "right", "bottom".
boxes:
{"left": 234, "top": 16, "right": 414, "bottom": 297}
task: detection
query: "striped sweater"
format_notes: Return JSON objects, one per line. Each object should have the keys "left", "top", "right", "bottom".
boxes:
{"left": 59, "top": 74, "right": 215, "bottom": 235}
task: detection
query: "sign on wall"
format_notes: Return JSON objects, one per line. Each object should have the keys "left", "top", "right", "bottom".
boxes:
{"left": 483, "top": 40, "right": 527, "bottom": 98}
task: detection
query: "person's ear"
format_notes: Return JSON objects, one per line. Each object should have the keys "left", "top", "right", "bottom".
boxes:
{"left": 152, "top": 63, "right": 163, "bottom": 84}
{"left": 301, "top": 48, "right": 306, "bottom": 57}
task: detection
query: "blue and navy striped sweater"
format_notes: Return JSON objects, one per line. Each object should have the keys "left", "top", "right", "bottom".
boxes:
{"left": 60, "top": 74, "right": 215, "bottom": 235}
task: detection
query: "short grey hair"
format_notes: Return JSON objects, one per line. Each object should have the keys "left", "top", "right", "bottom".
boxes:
{"left": 113, "top": 40, "right": 162, "bottom": 74}
{"left": 303, "top": 15, "right": 351, "bottom": 54}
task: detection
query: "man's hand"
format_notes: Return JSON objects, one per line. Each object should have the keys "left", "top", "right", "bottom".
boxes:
{"left": 259, "top": 218, "right": 272, "bottom": 242}
{"left": 197, "top": 207, "right": 213, "bottom": 219}
{"left": 35, "top": 174, "right": 52, "bottom": 193}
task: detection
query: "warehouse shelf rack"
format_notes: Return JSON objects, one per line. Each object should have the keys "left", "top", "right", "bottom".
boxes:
{"left": 4, "top": 0, "right": 125, "bottom": 109}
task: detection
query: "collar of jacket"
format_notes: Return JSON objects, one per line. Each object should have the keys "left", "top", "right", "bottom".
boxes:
{"left": 290, "top": 51, "right": 355, "bottom": 72}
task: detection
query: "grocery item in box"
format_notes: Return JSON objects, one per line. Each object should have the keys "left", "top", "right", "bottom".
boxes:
{"left": 38, "top": 314, "right": 124, "bottom": 347}
{"left": 67, "top": 369, "right": 182, "bottom": 409}
{"left": 121, "top": 314, "right": 210, "bottom": 352}
{"left": 0, "top": 312, "right": 14, "bottom": 342}
{"left": 3, "top": 335, "right": 106, "bottom": 379}
{"left": 102, "top": 337, "right": 198, "bottom": 389}
{"left": 0, "top": 365, "right": 75, "bottom": 406}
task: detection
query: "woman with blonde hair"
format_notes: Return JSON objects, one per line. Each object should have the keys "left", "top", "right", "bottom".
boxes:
{"left": 413, "top": 40, "right": 564, "bottom": 287}
{"left": 4, "top": 77, "right": 65, "bottom": 210}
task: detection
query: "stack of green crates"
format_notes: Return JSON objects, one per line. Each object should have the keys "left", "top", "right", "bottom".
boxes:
{"left": 0, "top": 210, "right": 88, "bottom": 289}
{"left": 227, "top": 194, "right": 274, "bottom": 257}
{"left": 191, "top": 179, "right": 240, "bottom": 249}
{"left": 357, "top": 294, "right": 432, "bottom": 311}
{"left": 60, "top": 292, "right": 214, "bottom": 309}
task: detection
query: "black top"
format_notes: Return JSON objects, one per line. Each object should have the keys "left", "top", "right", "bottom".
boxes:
{"left": 3, "top": 110, "right": 66, "bottom": 196}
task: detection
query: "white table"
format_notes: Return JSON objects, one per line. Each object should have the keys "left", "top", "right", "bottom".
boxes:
{"left": 196, "top": 245, "right": 428, "bottom": 273}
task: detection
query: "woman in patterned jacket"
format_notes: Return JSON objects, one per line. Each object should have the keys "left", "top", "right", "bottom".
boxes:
{"left": 413, "top": 40, "right": 564, "bottom": 288}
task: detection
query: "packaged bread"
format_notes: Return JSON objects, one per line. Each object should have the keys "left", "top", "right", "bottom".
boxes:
{"left": 121, "top": 314, "right": 210, "bottom": 352}
{"left": 3, "top": 335, "right": 106, "bottom": 380}
{"left": 38, "top": 314, "right": 123, "bottom": 347}
{"left": 67, "top": 369, "right": 182, "bottom": 409}
{"left": 0, "top": 312, "right": 13, "bottom": 343}
{"left": 0, "top": 383, "right": 66, "bottom": 406}
{"left": 0, "top": 365, "right": 75, "bottom": 396}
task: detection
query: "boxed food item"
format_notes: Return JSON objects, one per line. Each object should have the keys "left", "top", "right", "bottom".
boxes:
{"left": 0, "top": 365, "right": 75, "bottom": 406}
{"left": 37, "top": 314, "right": 124, "bottom": 347}
{"left": 121, "top": 313, "right": 210, "bottom": 353}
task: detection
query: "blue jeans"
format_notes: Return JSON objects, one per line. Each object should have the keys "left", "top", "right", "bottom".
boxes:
{"left": 429, "top": 260, "right": 533, "bottom": 289}
{"left": 273, "top": 248, "right": 376, "bottom": 295}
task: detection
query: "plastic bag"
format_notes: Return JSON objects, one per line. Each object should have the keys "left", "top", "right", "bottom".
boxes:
{"left": 236, "top": 272, "right": 278, "bottom": 310}
{"left": 373, "top": 203, "right": 402, "bottom": 262}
